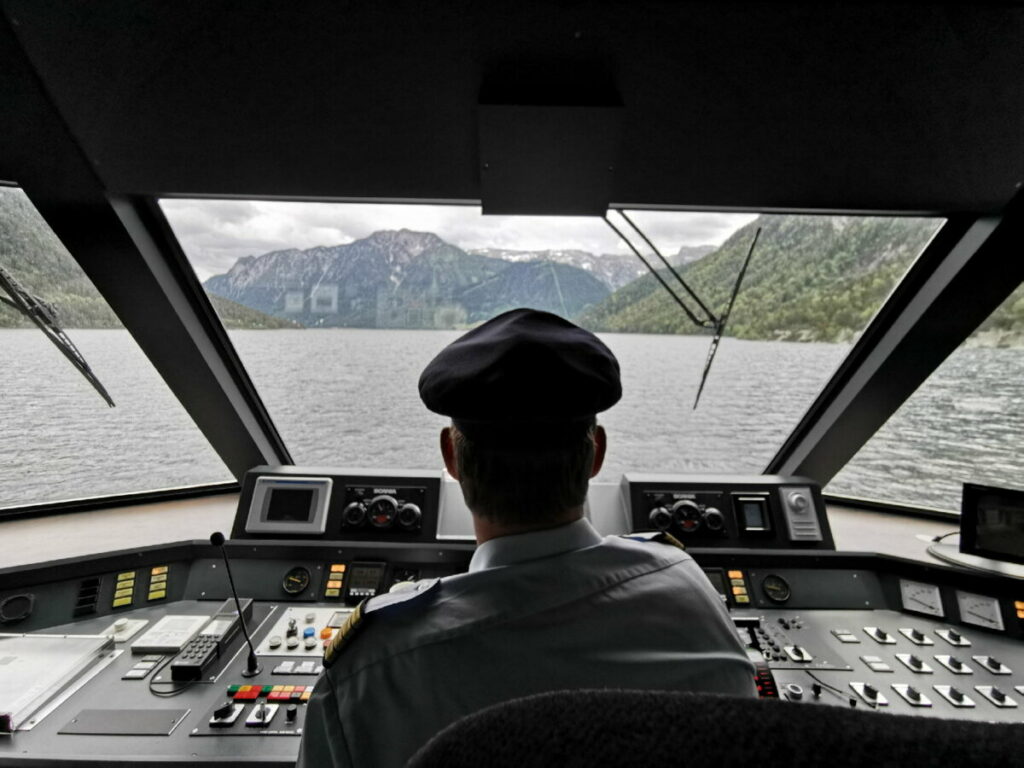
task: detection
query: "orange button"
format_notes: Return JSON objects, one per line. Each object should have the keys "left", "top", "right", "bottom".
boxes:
{"left": 327, "top": 580, "right": 342, "bottom": 589}
{"left": 727, "top": 570, "right": 743, "bottom": 579}
{"left": 320, "top": 627, "right": 333, "bottom": 639}
{"left": 301, "top": 691, "right": 311, "bottom": 701}
{"left": 1017, "top": 608, "right": 1024, "bottom": 619}
{"left": 1015, "top": 600, "right": 1024, "bottom": 611}
{"left": 732, "top": 586, "right": 747, "bottom": 596}
{"left": 330, "top": 563, "right": 346, "bottom": 573}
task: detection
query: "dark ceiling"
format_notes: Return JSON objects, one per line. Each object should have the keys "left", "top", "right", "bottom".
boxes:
{"left": 3, "top": 1, "right": 1023, "bottom": 213}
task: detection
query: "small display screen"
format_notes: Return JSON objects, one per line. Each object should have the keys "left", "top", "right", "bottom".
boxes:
{"left": 348, "top": 565, "right": 384, "bottom": 592}
{"left": 964, "top": 484, "right": 1024, "bottom": 564}
{"left": 266, "top": 488, "right": 315, "bottom": 522}
{"left": 703, "top": 569, "right": 727, "bottom": 597}
{"left": 740, "top": 499, "right": 768, "bottom": 531}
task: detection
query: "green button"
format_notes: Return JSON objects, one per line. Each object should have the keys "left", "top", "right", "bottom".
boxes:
{"left": 228, "top": 685, "right": 240, "bottom": 694}
{"left": 262, "top": 685, "right": 274, "bottom": 693}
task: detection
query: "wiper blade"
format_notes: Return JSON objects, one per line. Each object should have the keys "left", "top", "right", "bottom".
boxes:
{"left": 0, "top": 264, "right": 115, "bottom": 407}
{"left": 692, "top": 226, "right": 760, "bottom": 409}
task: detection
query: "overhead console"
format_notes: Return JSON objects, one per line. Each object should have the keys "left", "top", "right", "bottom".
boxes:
{"left": 623, "top": 473, "right": 834, "bottom": 550}
{"left": 231, "top": 466, "right": 443, "bottom": 542}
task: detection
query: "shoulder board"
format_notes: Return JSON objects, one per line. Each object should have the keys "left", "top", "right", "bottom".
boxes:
{"left": 323, "top": 600, "right": 366, "bottom": 669}
{"left": 321, "top": 578, "right": 441, "bottom": 669}
{"left": 620, "top": 531, "right": 686, "bottom": 551}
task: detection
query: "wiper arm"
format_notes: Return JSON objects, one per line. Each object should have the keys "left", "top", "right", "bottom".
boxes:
{"left": 0, "top": 264, "right": 115, "bottom": 407}
{"left": 692, "top": 227, "right": 760, "bottom": 409}
{"left": 604, "top": 211, "right": 760, "bottom": 409}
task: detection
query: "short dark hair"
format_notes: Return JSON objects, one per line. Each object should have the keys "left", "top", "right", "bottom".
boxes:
{"left": 452, "top": 419, "right": 597, "bottom": 527}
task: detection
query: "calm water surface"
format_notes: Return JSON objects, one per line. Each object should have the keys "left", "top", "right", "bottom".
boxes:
{"left": 0, "top": 329, "right": 1020, "bottom": 512}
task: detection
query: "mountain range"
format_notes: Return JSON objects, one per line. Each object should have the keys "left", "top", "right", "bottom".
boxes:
{"left": 204, "top": 230, "right": 610, "bottom": 328}
{"left": 1, "top": 183, "right": 1021, "bottom": 345}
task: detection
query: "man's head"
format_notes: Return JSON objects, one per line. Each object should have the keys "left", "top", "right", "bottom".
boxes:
{"left": 418, "top": 309, "right": 621, "bottom": 530}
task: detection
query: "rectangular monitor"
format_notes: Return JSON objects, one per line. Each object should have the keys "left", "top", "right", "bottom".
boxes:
{"left": 245, "top": 476, "right": 332, "bottom": 535}
{"left": 735, "top": 495, "right": 770, "bottom": 533}
{"left": 960, "top": 483, "right": 1024, "bottom": 565}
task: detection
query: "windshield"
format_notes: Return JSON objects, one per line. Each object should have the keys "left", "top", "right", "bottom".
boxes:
{"left": 0, "top": 187, "right": 234, "bottom": 508}
{"left": 163, "top": 200, "right": 944, "bottom": 486}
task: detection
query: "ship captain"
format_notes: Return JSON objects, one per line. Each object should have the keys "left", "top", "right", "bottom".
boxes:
{"left": 299, "top": 308, "right": 756, "bottom": 768}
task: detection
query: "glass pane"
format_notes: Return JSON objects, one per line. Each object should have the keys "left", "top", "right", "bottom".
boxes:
{"left": 0, "top": 187, "right": 233, "bottom": 508}
{"left": 162, "top": 200, "right": 942, "bottom": 479}
{"left": 828, "top": 284, "right": 1024, "bottom": 512}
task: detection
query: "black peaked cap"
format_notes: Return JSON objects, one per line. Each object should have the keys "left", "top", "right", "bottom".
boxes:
{"left": 418, "top": 308, "right": 621, "bottom": 428}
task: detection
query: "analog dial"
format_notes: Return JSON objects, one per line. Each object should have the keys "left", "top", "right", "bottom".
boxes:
{"left": 900, "top": 579, "right": 944, "bottom": 617}
{"left": 672, "top": 500, "right": 702, "bottom": 532}
{"left": 367, "top": 495, "right": 399, "bottom": 528}
{"left": 282, "top": 566, "right": 311, "bottom": 596}
{"left": 761, "top": 574, "right": 791, "bottom": 604}
{"left": 956, "top": 590, "right": 1004, "bottom": 631}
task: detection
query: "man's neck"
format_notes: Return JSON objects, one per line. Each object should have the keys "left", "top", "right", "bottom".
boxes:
{"left": 472, "top": 508, "right": 584, "bottom": 545}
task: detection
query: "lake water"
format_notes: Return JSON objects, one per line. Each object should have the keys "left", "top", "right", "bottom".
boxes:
{"left": 1, "top": 329, "right": 1020, "bottom": 512}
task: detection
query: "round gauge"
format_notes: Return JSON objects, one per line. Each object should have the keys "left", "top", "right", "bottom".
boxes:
{"left": 762, "top": 574, "right": 792, "bottom": 604}
{"left": 900, "top": 579, "right": 944, "bottom": 617}
{"left": 367, "top": 495, "right": 399, "bottom": 528}
{"left": 282, "top": 566, "right": 311, "bottom": 596}
{"left": 672, "top": 500, "right": 702, "bottom": 532}
{"left": 956, "top": 590, "right": 1005, "bottom": 631}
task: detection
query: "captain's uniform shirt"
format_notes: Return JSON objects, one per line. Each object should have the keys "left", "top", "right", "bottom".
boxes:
{"left": 298, "top": 518, "right": 757, "bottom": 768}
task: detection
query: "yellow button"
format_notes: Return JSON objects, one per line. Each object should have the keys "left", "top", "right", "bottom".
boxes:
{"left": 151, "top": 566, "right": 168, "bottom": 575}
{"left": 114, "top": 587, "right": 134, "bottom": 599}
{"left": 148, "top": 590, "right": 166, "bottom": 601}
{"left": 150, "top": 573, "right": 167, "bottom": 584}
{"left": 301, "top": 691, "right": 311, "bottom": 701}
{"left": 117, "top": 571, "right": 136, "bottom": 581}
{"left": 112, "top": 597, "right": 132, "bottom": 607}
{"left": 1015, "top": 601, "right": 1024, "bottom": 611}
{"left": 1017, "top": 608, "right": 1024, "bottom": 619}
{"left": 283, "top": 686, "right": 295, "bottom": 692}
{"left": 727, "top": 570, "right": 743, "bottom": 579}
{"left": 330, "top": 563, "right": 346, "bottom": 573}
{"left": 729, "top": 578, "right": 745, "bottom": 587}
{"left": 732, "top": 586, "right": 747, "bottom": 596}
{"left": 116, "top": 578, "right": 135, "bottom": 588}
{"left": 325, "top": 588, "right": 340, "bottom": 597}
{"left": 734, "top": 595, "right": 751, "bottom": 604}
{"left": 327, "top": 580, "right": 342, "bottom": 589}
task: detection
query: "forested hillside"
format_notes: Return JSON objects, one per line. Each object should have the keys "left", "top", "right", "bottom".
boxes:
{"left": 580, "top": 215, "right": 945, "bottom": 342}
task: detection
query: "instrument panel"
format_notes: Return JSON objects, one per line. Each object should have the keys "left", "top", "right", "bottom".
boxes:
{"left": 3, "top": 470, "right": 1024, "bottom": 765}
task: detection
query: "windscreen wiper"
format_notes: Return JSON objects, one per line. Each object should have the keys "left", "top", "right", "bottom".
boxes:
{"left": 603, "top": 211, "right": 760, "bottom": 409}
{"left": 0, "top": 264, "right": 115, "bottom": 407}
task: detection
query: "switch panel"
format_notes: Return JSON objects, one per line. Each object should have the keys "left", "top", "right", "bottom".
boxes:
{"left": 778, "top": 487, "right": 822, "bottom": 542}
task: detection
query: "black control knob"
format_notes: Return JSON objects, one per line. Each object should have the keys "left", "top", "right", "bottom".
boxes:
{"left": 909, "top": 628, "right": 925, "bottom": 642}
{"left": 863, "top": 684, "right": 878, "bottom": 700}
{"left": 906, "top": 686, "right": 921, "bottom": 702}
{"left": 875, "top": 628, "right": 890, "bottom": 641}
{"left": 948, "top": 629, "right": 962, "bottom": 643}
{"left": 648, "top": 507, "right": 673, "bottom": 531}
{"left": 286, "top": 704, "right": 298, "bottom": 722}
{"left": 992, "top": 688, "right": 1007, "bottom": 703}
{"left": 950, "top": 688, "right": 965, "bottom": 703}
{"left": 396, "top": 503, "right": 422, "bottom": 531}
{"left": 672, "top": 500, "right": 702, "bottom": 533}
{"left": 214, "top": 700, "right": 235, "bottom": 720}
{"left": 949, "top": 657, "right": 963, "bottom": 670}
{"left": 908, "top": 655, "right": 923, "bottom": 669}
{"left": 704, "top": 507, "right": 725, "bottom": 531}
{"left": 988, "top": 657, "right": 1003, "bottom": 672}
{"left": 367, "top": 495, "right": 399, "bottom": 528}
{"left": 342, "top": 502, "right": 367, "bottom": 527}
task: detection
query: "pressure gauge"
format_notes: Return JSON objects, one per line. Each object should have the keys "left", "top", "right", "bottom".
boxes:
{"left": 282, "top": 566, "right": 311, "bottom": 596}
{"left": 899, "top": 579, "right": 944, "bottom": 617}
{"left": 956, "top": 590, "right": 1005, "bottom": 631}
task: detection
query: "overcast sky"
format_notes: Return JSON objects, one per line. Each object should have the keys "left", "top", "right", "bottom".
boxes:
{"left": 160, "top": 199, "right": 759, "bottom": 282}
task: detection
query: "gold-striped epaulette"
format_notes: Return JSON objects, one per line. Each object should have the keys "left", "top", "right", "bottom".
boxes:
{"left": 322, "top": 577, "right": 440, "bottom": 669}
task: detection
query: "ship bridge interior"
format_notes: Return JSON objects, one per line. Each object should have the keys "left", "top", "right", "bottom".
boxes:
{"left": 1, "top": 1, "right": 1023, "bottom": 765}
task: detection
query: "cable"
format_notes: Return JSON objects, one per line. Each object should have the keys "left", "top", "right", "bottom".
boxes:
{"left": 146, "top": 654, "right": 215, "bottom": 698}
{"left": 803, "top": 670, "right": 861, "bottom": 708}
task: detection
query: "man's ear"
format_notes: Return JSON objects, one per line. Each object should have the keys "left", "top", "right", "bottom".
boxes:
{"left": 590, "top": 425, "right": 606, "bottom": 478}
{"left": 441, "top": 426, "right": 460, "bottom": 480}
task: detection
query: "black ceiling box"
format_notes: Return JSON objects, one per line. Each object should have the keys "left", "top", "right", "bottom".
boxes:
{"left": 478, "top": 103, "right": 623, "bottom": 215}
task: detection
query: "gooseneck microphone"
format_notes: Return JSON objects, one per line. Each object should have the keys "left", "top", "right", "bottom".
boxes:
{"left": 210, "top": 531, "right": 262, "bottom": 677}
